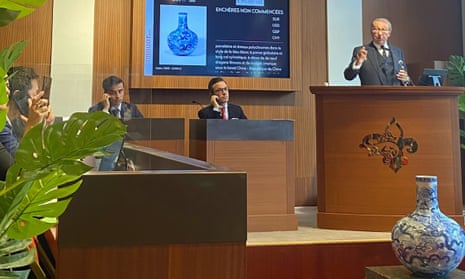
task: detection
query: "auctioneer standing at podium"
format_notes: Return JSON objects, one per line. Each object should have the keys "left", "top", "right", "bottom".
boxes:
{"left": 344, "top": 18, "right": 412, "bottom": 86}
{"left": 198, "top": 77, "right": 247, "bottom": 120}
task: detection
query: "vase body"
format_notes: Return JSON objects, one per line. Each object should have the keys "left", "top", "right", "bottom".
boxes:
{"left": 391, "top": 175, "right": 465, "bottom": 277}
{"left": 167, "top": 12, "right": 198, "bottom": 56}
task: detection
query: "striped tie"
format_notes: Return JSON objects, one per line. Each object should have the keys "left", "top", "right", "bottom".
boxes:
{"left": 381, "top": 46, "right": 388, "bottom": 58}
{"left": 221, "top": 106, "right": 227, "bottom": 120}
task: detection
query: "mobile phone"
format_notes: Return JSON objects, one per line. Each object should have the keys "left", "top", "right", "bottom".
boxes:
{"left": 41, "top": 76, "right": 52, "bottom": 101}
{"left": 11, "top": 89, "right": 30, "bottom": 117}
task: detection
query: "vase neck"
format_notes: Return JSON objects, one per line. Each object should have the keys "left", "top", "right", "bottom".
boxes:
{"left": 178, "top": 13, "right": 188, "bottom": 30}
{"left": 416, "top": 179, "right": 439, "bottom": 212}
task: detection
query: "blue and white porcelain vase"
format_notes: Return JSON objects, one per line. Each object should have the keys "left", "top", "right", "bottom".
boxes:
{"left": 167, "top": 12, "right": 198, "bottom": 56}
{"left": 391, "top": 175, "right": 465, "bottom": 277}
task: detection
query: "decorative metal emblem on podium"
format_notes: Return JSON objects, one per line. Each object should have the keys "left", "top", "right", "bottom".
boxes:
{"left": 359, "top": 117, "right": 418, "bottom": 173}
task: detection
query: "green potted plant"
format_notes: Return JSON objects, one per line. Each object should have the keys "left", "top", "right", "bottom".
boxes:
{"left": 447, "top": 54, "right": 465, "bottom": 208}
{"left": 447, "top": 55, "right": 465, "bottom": 148}
{"left": 0, "top": 1, "right": 127, "bottom": 278}
{"left": 0, "top": 112, "right": 126, "bottom": 278}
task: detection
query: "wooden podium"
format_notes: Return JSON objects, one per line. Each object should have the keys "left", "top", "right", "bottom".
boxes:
{"left": 57, "top": 146, "right": 247, "bottom": 279}
{"left": 189, "top": 119, "right": 297, "bottom": 232}
{"left": 310, "top": 86, "right": 464, "bottom": 231}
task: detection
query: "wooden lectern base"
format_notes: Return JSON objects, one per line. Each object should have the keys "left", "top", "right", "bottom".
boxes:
{"left": 310, "top": 86, "right": 464, "bottom": 232}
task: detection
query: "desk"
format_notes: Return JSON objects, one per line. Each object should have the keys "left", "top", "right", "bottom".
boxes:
{"left": 57, "top": 145, "right": 247, "bottom": 279}
{"left": 365, "top": 266, "right": 465, "bottom": 279}
{"left": 189, "top": 119, "right": 297, "bottom": 232}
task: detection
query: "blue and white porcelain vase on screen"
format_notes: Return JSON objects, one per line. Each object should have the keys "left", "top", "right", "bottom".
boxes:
{"left": 167, "top": 12, "right": 198, "bottom": 56}
{"left": 391, "top": 175, "right": 465, "bottom": 277}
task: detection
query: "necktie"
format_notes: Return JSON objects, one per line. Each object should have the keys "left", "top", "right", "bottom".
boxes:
{"left": 110, "top": 107, "right": 120, "bottom": 118}
{"left": 221, "top": 106, "right": 227, "bottom": 120}
{"left": 381, "top": 46, "right": 388, "bottom": 58}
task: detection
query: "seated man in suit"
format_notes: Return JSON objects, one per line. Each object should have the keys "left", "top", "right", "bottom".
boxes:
{"left": 344, "top": 18, "right": 411, "bottom": 86}
{"left": 89, "top": 75, "right": 143, "bottom": 120}
{"left": 88, "top": 75, "right": 143, "bottom": 171}
{"left": 198, "top": 77, "right": 247, "bottom": 120}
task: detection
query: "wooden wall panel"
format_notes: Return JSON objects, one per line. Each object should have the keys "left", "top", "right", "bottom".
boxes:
{"left": 93, "top": 0, "right": 317, "bottom": 205}
{"left": 92, "top": 0, "right": 132, "bottom": 104}
{"left": 295, "top": 0, "right": 326, "bottom": 205}
{"left": 363, "top": 0, "right": 463, "bottom": 85}
{"left": 90, "top": 0, "right": 462, "bottom": 207}
{"left": 0, "top": 0, "right": 461, "bottom": 207}
{"left": 0, "top": 0, "right": 53, "bottom": 77}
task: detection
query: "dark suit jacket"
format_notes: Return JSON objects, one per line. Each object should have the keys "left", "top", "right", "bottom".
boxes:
{"left": 0, "top": 122, "right": 19, "bottom": 156}
{"left": 88, "top": 101, "right": 143, "bottom": 171}
{"left": 198, "top": 103, "right": 247, "bottom": 120}
{"left": 88, "top": 101, "right": 144, "bottom": 120}
{"left": 0, "top": 142, "right": 14, "bottom": 180}
{"left": 344, "top": 42, "right": 407, "bottom": 85}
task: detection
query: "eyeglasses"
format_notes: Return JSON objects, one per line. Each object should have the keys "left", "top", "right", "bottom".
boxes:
{"left": 371, "top": 28, "right": 390, "bottom": 33}
{"left": 213, "top": 87, "right": 228, "bottom": 94}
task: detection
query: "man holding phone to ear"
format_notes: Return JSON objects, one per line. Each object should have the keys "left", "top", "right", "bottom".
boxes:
{"left": 0, "top": 68, "right": 55, "bottom": 157}
{"left": 198, "top": 77, "right": 247, "bottom": 120}
{"left": 88, "top": 75, "right": 143, "bottom": 171}
{"left": 6, "top": 66, "right": 55, "bottom": 141}
{"left": 88, "top": 75, "right": 143, "bottom": 120}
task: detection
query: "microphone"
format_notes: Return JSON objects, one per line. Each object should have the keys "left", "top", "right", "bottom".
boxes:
{"left": 192, "top": 100, "right": 204, "bottom": 108}
{"left": 397, "top": 60, "right": 414, "bottom": 86}
{"left": 398, "top": 60, "right": 405, "bottom": 70}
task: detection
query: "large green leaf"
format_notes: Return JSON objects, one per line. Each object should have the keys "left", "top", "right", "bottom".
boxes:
{"left": 0, "top": 238, "right": 31, "bottom": 256}
{"left": 0, "top": 0, "right": 47, "bottom": 25}
{"left": 448, "top": 56, "right": 465, "bottom": 114}
{"left": 0, "top": 180, "right": 32, "bottom": 239}
{"left": 0, "top": 0, "right": 62, "bottom": 274}
{"left": 0, "top": 78, "right": 7, "bottom": 132}
{"left": 15, "top": 112, "right": 126, "bottom": 170}
{"left": 0, "top": 238, "right": 34, "bottom": 271}
{"left": 448, "top": 55, "right": 465, "bottom": 151}
{"left": 0, "top": 269, "right": 30, "bottom": 278}
{"left": 2, "top": 0, "right": 47, "bottom": 5}
{"left": 7, "top": 171, "right": 82, "bottom": 239}
{"left": 0, "top": 41, "right": 27, "bottom": 76}
{"left": 0, "top": 248, "right": 34, "bottom": 268}
{"left": 448, "top": 55, "right": 465, "bottom": 88}
{"left": 0, "top": 7, "right": 20, "bottom": 27}
{"left": 0, "top": 112, "right": 126, "bottom": 240}
{"left": 0, "top": 41, "right": 28, "bottom": 131}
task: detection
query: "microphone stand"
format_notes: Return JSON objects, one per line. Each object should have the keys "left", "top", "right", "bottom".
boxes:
{"left": 192, "top": 100, "right": 204, "bottom": 108}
